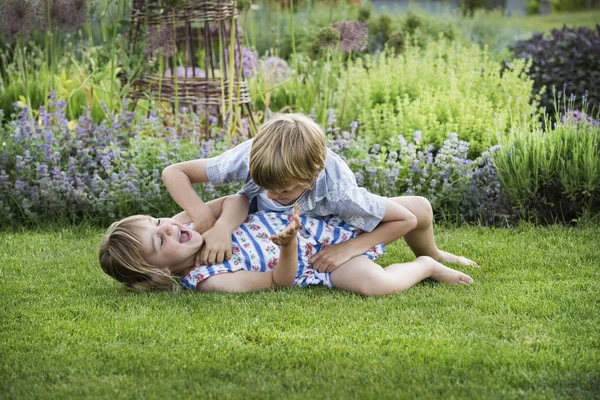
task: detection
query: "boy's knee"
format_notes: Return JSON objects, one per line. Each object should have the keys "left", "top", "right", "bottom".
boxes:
{"left": 414, "top": 196, "right": 433, "bottom": 226}
{"left": 161, "top": 165, "right": 172, "bottom": 184}
{"left": 415, "top": 196, "right": 432, "bottom": 212}
{"left": 406, "top": 211, "right": 418, "bottom": 231}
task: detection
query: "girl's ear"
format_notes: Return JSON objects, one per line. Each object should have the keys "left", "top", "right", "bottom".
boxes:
{"left": 162, "top": 268, "right": 172, "bottom": 276}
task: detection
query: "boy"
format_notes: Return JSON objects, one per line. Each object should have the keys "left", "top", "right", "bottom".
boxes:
{"left": 162, "top": 113, "right": 475, "bottom": 272}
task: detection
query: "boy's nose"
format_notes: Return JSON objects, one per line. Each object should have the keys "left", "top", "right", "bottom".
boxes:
{"left": 266, "top": 191, "right": 280, "bottom": 200}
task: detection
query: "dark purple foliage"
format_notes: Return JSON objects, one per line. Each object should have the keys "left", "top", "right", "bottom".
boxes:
{"left": 512, "top": 25, "right": 600, "bottom": 115}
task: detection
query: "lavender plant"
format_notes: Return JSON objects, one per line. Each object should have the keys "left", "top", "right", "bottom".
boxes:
{"left": 326, "top": 111, "right": 514, "bottom": 225}
{"left": 0, "top": 92, "right": 241, "bottom": 227}
{"left": 494, "top": 94, "right": 600, "bottom": 224}
{"left": 1, "top": 93, "right": 515, "bottom": 227}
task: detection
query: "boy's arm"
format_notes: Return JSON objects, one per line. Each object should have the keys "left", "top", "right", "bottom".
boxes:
{"left": 310, "top": 199, "right": 417, "bottom": 273}
{"left": 170, "top": 195, "right": 237, "bottom": 224}
{"left": 197, "top": 194, "right": 250, "bottom": 265}
{"left": 196, "top": 208, "right": 301, "bottom": 292}
{"left": 162, "top": 159, "right": 217, "bottom": 233}
{"left": 162, "top": 139, "right": 253, "bottom": 234}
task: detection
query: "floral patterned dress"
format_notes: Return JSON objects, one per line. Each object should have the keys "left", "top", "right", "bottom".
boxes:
{"left": 179, "top": 212, "right": 385, "bottom": 289}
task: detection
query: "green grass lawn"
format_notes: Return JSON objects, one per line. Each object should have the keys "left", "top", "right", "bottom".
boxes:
{"left": 1, "top": 225, "right": 599, "bottom": 399}
{"left": 482, "top": 10, "right": 600, "bottom": 32}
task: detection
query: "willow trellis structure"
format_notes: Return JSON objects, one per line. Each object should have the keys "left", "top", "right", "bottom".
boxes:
{"left": 128, "top": 0, "right": 256, "bottom": 137}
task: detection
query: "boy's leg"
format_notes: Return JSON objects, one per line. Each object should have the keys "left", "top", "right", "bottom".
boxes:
{"left": 388, "top": 196, "right": 477, "bottom": 266}
{"left": 329, "top": 256, "right": 473, "bottom": 296}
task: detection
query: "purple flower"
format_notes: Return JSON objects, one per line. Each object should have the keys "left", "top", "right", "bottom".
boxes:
{"left": 260, "top": 56, "right": 291, "bottom": 83}
{"left": 242, "top": 47, "right": 259, "bottom": 78}
{"left": 326, "top": 109, "right": 337, "bottom": 128}
{"left": 37, "top": 0, "right": 78, "bottom": 32}
{"left": 562, "top": 110, "right": 600, "bottom": 127}
{"left": 224, "top": 45, "right": 259, "bottom": 78}
{"left": 354, "top": 172, "right": 364, "bottom": 186}
{"left": 410, "top": 160, "right": 420, "bottom": 174}
{"left": 413, "top": 130, "right": 422, "bottom": 144}
{"left": 71, "top": 0, "right": 88, "bottom": 26}
{"left": 365, "top": 166, "right": 377, "bottom": 176}
{"left": 199, "top": 140, "right": 213, "bottom": 159}
{"left": 331, "top": 20, "right": 368, "bottom": 53}
{"left": 1, "top": 0, "right": 35, "bottom": 43}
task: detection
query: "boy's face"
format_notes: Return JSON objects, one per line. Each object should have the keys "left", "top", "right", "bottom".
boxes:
{"left": 138, "top": 217, "right": 203, "bottom": 274}
{"left": 265, "top": 184, "right": 308, "bottom": 206}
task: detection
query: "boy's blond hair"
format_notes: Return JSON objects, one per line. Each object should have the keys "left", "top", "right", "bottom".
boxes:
{"left": 99, "top": 215, "right": 180, "bottom": 292}
{"left": 250, "top": 113, "right": 326, "bottom": 191}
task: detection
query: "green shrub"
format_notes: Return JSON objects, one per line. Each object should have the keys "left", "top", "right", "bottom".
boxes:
{"left": 337, "top": 40, "right": 537, "bottom": 157}
{"left": 399, "top": 10, "right": 457, "bottom": 49}
{"left": 551, "top": 0, "right": 591, "bottom": 11}
{"left": 526, "top": 0, "right": 540, "bottom": 15}
{"left": 494, "top": 108, "right": 600, "bottom": 223}
{"left": 459, "top": 0, "right": 487, "bottom": 17}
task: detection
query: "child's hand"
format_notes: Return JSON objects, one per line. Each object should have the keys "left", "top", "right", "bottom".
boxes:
{"left": 195, "top": 227, "right": 232, "bottom": 265}
{"left": 270, "top": 204, "right": 301, "bottom": 247}
{"left": 309, "top": 241, "right": 353, "bottom": 273}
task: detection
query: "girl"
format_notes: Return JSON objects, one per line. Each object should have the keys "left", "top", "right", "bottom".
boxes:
{"left": 99, "top": 195, "right": 475, "bottom": 295}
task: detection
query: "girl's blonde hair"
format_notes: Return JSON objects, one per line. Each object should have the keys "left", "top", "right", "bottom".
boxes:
{"left": 99, "top": 215, "right": 180, "bottom": 292}
{"left": 250, "top": 113, "right": 326, "bottom": 191}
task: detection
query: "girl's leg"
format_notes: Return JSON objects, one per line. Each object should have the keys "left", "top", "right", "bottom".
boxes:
{"left": 330, "top": 256, "right": 473, "bottom": 296}
{"left": 389, "top": 196, "right": 477, "bottom": 266}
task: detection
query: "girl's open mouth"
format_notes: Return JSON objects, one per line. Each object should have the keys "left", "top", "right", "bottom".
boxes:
{"left": 179, "top": 228, "right": 191, "bottom": 243}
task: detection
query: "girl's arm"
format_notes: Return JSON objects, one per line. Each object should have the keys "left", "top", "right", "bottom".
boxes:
{"left": 196, "top": 206, "right": 302, "bottom": 292}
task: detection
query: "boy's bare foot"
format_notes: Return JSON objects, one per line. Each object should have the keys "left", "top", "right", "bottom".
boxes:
{"left": 418, "top": 256, "right": 474, "bottom": 285}
{"left": 435, "top": 250, "right": 478, "bottom": 267}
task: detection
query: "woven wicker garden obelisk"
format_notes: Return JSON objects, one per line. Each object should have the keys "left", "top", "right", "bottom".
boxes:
{"left": 128, "top": 0, "right": 255, "bottom": 137}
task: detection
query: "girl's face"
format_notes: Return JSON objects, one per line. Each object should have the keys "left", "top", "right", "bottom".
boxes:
{"left": 138, "top": 217, "right": 203, "bottom": 275}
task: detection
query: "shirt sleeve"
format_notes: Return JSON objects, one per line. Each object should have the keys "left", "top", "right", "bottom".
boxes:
{"left": 205, "top": 139, "right": 253, "bottom": 185}
{"left": 325, "top": 152, "right": 387, "bottom": 232}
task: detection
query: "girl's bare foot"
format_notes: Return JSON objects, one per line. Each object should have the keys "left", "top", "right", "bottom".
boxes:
{"left": 419, "top": 256, "right": 474, "bottom": 285}
{"left": 435, "top": 250, "right": 478, "bottom": 267}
